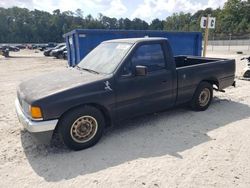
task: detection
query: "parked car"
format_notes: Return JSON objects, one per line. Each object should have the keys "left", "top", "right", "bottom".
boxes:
{"left": 44, "top": 43, "right": 65, "bottom": 56}
{"left": 52, "top": 46, "right": 66, "bottom": 59}
{"left": 43, "top": 48, "right": 53, "bottom": 56}
{"left": 15, "top": 44, "right": 26, "bottom": 49}
{"left": 27, "top": 44, "right": 39, "bottom": 50}
{"left": 31, "top": 44, "right": 38, "bottom": 49}
{"left": 15, "top": 37, "right": 235, "bottom": 150}
{"left": 39, "top": 43, "right": 57, "bottom": 51}
{"left": 38, "top": 44, "right": 47, "bottom": 51}
{"left": 27, "top": 44, "right": 33, "bottom": 49}
{"left": 241, "top": 56, "right": 250, "bottom": 78}
{"left": 0, "top": 49, "right": 9, "bottom": 57}
{"left": 1, "top": 45, "right": 20, "bottom": 52}
{"left": 63, "top": 50, "right": 67, "bottom": 60}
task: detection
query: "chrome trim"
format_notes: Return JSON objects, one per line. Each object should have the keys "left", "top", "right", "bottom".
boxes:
{"left": 15, "top": 99, "right": 58, "bottom": 133}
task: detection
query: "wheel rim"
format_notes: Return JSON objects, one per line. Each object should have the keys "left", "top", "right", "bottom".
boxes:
{"left": 198, "top": 88, "right": 211, "bottom": 107}
{"left": 70, "top": 116, "right": 98, "bottom": 143}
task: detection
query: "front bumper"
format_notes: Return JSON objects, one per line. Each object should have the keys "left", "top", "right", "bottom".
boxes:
{"left": 15, "top": 99, "right": 58, "bottom": 143}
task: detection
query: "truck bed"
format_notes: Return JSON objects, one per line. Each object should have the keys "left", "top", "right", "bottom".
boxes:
{"left": 175, "top": 56, "right": 224, "bottom": 68}
{"left": 174, "top": 55, "right": 235, "bottom": 105}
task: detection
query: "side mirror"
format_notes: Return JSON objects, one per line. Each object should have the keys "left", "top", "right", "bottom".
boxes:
{"left": 135, "top": 65, "right": 147, "bottom": 76}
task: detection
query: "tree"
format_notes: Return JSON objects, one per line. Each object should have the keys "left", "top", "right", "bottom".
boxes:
{"left": 99, "top": 15, "right": 118, "bottom": 29}
{"left": 149, "top": 19, "right": 164, "bottom": 30}
{"left": 75, "top": 9, "right": 83, "bottom": 18}
{"left": 0, "top": 1, "right": 249, "bottom": 43}
{"left": 219, "top": 0, "right": 250, "bottom": 33}
{"left": 123, "top": 18, "right": 132, "bottom": 30}
{"left": 131, "top": 18, "right": 149, "bottom": 30}
{"left": 164, "top": 12, "right": 191, "bottom": 31}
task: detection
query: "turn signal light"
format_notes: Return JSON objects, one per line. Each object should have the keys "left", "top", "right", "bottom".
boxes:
{"left": 30, "top": 106, "right": 42, "bottom": 119}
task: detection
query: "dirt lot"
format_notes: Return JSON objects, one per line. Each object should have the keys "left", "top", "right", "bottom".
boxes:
{"left": 0, "top": 49, "right": 250, "bottom": 187}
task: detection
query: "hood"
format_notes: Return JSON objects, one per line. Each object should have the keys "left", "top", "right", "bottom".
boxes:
{"left": 45, "top": 48, "right": 52, "bottom": 52}
{"left": 18, "top": 68, "right": 107, "bottom": 103}
{"left": 52, "top": 49, "right": 59, "bottom": 52}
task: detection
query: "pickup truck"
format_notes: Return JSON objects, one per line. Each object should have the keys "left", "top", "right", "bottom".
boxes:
{"left": 15, "top": 37, "right": 235, "bottom": 150}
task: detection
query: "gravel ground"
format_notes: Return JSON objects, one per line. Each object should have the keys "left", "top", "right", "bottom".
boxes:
{"left": 0, "top": 49, "right": 250, "bottom": 188}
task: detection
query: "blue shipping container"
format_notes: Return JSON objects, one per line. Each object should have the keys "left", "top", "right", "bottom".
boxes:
{"left": 64, "top": 29, "right": 202, "bottom": 67}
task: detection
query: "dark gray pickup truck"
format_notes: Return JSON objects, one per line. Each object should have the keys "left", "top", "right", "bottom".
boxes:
{"left": 16, "top": 37, "right": 235, "bottom": 150}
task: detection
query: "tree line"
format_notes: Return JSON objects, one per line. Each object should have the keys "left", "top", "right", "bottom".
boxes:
{"left": 0, "top": 0, "right": 249, "bottom": 43}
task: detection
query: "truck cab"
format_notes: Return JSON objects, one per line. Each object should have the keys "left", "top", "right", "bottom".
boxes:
{"left": 112, "top": 38, "right": 177, "bottom": 120}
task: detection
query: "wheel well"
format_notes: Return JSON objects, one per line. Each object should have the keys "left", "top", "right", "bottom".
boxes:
{"left": 88, "top": 103, "right": 112, "bottom": 127}
{"left": 55, "top": 103, "right": 112, "bottom": 131}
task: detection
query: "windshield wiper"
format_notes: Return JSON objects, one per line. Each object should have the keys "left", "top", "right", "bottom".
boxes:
{"left": 76, "top": 66, "right": 99, "bottom": 74}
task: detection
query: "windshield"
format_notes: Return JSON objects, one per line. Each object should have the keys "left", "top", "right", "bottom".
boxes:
{"left": 77, "top": 42, "right": 133, "bottom": 74}
{"left": 58, "top": 46, "right": 66, "bottom": 50}
{"left": 55, "top": 44, "right": 65, "bottom": 49}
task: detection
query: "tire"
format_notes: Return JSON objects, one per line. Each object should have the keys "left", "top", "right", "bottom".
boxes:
{"left": 58, "top": 53, "right": 64, "bottom": 59}
{"left": 58, "top": 106, "right": 105, "bottom": 150}
{"left": 190, "top": 81, "right": 213, "bottom": 111}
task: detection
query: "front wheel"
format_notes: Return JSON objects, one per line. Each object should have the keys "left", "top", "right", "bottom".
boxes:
{"left": 58, "top": 106, "right": 105, "bottom": 150}
{"left": 190, "top": 82, "right": 213, "bottom": 111}
{"left": 58, "top": 53, "right": 64, "bottom": 59}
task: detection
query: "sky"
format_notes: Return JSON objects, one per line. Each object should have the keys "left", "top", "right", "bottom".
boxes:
{"left": 0, "top": 0, "right": 227, "bottom": 22}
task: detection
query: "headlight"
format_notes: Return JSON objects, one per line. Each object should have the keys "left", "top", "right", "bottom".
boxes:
{"left": 21, "top": 99, "right": 30, "bottom": 115}
{"left": 19, "top": 98, "right": 43, "bottom": 120}
{"left": 30, "top": 106, "right": 42, "bottom": 119}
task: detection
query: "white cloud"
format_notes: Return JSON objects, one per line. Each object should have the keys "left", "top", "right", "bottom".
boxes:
{"left": 131, "top": 0, "right": 226, "bottom": 22}
{"left": 0, "top": 0, "right": 226, "bottom": 21}
{"left": 206, "top": 0, "right": 226, "bottom": 9}
{"left": 32, "top": 0, "right": 104, "bottom": 13}
{"left": 103, "top": 0, "right": 127, "bottom": 17}
{"left": 0, "top": 0, "right": 127, "bottom": 17}
{"left": 0, "top": 0, "right": 34, "bottom": 9}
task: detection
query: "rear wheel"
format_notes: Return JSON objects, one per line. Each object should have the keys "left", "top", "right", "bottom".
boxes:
{"left": 58, "top": 53, "right": 64, "bottom": 59}
{"left": 190, "top": 82, "right": 213, "bottom": 111}
{"left": 58, "top": 106, "right": 105, "bottom": 150}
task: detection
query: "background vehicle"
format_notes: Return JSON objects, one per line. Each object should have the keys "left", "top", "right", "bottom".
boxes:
{"left": 39, "top": 43, "right": 57, "bottom": 51}
{"left": 63, "top": 50, "right": 67, "bottom": 60}
{"left": 15, "top": 44, "right": 26, "bottom": 49}
{"left": 43, "top": 43, "right": 65, "bottom": 56}
{"left": 241, "top": 56, "right": 250, "bottom": 78}
{"left": 16, "top": 38, "right": 235, "bottom": 150}
{"left": 1, "top": 45, "right": 20, "bottom": 52}
{"left": 0, "top": 49, "right": 9, "bottom": 57}
{"left": 52, "top": 46, "right": 66, "bottom": 59}
{"left": 31, "top": 44, "right": 38, "bottom": 49}
{"left": 27, "top": 44, "right": 39, "bottom": 49}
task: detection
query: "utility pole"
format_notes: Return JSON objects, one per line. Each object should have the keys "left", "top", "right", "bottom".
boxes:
{"left": 203, "top": 14, "right": 210, "bottom": 57}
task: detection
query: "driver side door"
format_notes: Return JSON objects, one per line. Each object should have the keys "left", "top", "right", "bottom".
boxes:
{"left": 114, "top": 42, "right": 175, "bottom": 120}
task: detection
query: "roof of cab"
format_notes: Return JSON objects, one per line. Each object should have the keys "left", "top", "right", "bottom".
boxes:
{"left": 103, "top": 37, "right": 168, "bottom": 44}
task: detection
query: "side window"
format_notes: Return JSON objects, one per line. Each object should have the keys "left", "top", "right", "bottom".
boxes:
{"left": 132, "top": 44, "right": 166, "bottom": 72}
{"left": 121, "top": 60, "right": 132, "bottom": 76}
